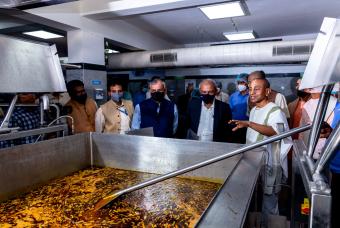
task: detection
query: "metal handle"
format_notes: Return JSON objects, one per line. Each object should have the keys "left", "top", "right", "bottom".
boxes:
{"left": 114, "top": 125, "right": 311, "bottom": 197}
{"left": 314, "top": 122, "right": 340, "bottom": 174}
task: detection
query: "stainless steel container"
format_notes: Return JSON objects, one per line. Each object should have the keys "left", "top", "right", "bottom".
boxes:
{"left": 0, "top": 133, "right": 264, "bottom": 227}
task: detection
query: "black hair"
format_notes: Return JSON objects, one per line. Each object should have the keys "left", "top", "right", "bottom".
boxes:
{"left": 66, "top": 80, "right": 84, "bottom": 95}
{"left": 250, "top": 70, "right": 266, "bottom": 79}
{"left": 108, "top": 81, "right": 123, "bottom": 88}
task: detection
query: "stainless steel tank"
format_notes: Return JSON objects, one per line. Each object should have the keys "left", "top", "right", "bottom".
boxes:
{"left": 0, "top": 133, "right": 264, "bottom": 227}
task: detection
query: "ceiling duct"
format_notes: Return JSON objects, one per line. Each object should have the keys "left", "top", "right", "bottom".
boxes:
{"left": 108, "top": 39, "right": 314, "bottom": 69}
{"left": 150, "top": 53, "right": 177, "bottom": 63}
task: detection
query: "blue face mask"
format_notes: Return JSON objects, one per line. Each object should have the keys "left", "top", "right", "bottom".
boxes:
{"left": 111, "top": 92, "right": 123, "bottom": 102}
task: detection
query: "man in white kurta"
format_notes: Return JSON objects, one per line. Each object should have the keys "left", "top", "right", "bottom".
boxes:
{"left": 230, "top": 78, "right": 292, "bottom": 227}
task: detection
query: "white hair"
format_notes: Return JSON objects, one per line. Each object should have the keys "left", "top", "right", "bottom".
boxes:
{"left": 199, "top": 78, "right": 217, "bottom": 91}
{"left": 149, "top": 78, "right": 166, "bottom": 89}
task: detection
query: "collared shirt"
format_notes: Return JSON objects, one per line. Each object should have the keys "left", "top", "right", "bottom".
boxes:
{"left": 229, "top": 91, "right": 249, "bottom": 120}
{"left": 197, "top": 101, "right": 215, "bottom": 142}
{"left": 0, "top": 107, "right": 40, "bottom": 148}
{"left": 132, "top": 103, "right": 178, "bottom": 134}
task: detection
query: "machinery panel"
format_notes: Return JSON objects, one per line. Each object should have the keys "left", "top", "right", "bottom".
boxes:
{"left": 0, "top": 35, "right": 66, "bottom": 93}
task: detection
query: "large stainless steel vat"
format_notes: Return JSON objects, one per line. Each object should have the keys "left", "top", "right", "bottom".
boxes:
{"left": 0, "top": 133, "right": 264, "bottom": 227}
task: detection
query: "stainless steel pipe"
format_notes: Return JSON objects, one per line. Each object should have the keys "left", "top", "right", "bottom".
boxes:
{"left": 307, "top": 84, "right": 334, "bottom": 157}
{"left": 0, "top": 95, "right": 18, "bottom": 129}
{"left": 314, "top": 123, "right": 340, "bottom": 174}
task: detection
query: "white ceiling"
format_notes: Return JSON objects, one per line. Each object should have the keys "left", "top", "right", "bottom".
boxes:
{"left": 13, "top": 0, "right": 340, "bottom": 50}
{"left": 116, "top": 0, "right": 340, "bottom": 45}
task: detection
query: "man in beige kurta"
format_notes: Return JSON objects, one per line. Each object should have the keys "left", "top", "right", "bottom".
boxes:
{"left": 95, "top": 82, "right": 134, "bottom": 134}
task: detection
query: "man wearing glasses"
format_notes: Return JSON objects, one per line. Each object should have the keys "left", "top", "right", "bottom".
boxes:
{"left": 186, "top": 79, "right": 232, "bottom": 142}
{"left": 132, "top": 78, "right": 178, "bottom": 138}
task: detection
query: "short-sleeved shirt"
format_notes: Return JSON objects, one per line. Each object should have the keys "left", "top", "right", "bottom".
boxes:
{"left": 229, "top": 91, "right": 249, "bottom": 120}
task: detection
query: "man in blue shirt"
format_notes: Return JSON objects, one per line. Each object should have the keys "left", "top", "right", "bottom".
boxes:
{"left": 229, "top": 73, "right": 249, "bottom": 143}
{"left": 133, "top": 81, "right": 148, "bottom": 107}
{"left": 132, "top": 78, "right": 178, "bottom": 138}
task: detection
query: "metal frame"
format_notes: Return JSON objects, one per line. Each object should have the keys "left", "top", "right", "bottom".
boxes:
{"left": 0, "top": 95, "right": 18, "bottom": 129}
{"left": 0, "top": 99, "right": 64, "bottom": 141}
{"left": 291, "top": 84, "right": 338, "bottom": 228}
{"left": 307, "top": 84, "right": 334, "bottom": 157}
{"left": 0, "top": 125, "right": 68, "bottom": 142}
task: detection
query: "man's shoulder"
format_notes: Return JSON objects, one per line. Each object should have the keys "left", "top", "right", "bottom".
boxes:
{"left": 100, "top": 100, "right": 112, "bottom": 108}
{"left": 122, "top": 99, "right": 133, "bottom": 105}
{"left": 122, "top": 99, "right": 134, "bottom": 110}
{"left": 266, "top": 102, "right": 280, "bottom": 110}
{"left": 230, "top": 91, "right": 239, "bottom": 97}
{"left": 252, "top": 102, "right": 278, "bottom": 113}
{"left": 87, "top": 97, "right": 97, "bottom": 104}
{"left": 215, "top": 98, "right": 230, "bottom": 108}
{"left": 275, "top": 92, "right": 287, "bottom": 101}
{"left": 265, "top": 102, "right": 286, "bottom": 119}
{"left": 288, "top": 98, "right": 299, "bottom": 108}
{"left": 65, "top": 99, "right": 73, "bottom": 106}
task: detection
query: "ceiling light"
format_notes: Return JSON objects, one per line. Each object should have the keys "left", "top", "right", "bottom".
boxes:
{"left": 199, "top": 1, "right": 246, "bottom": 20}
{"left": 23, "top": 30, "right": 64, "bottom": 39}
{"left": 223, "top": 31, "right": 255, "bottom": 41}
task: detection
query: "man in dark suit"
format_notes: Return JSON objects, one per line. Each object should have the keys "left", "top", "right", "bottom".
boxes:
{"left": 186, "top": 79, "right": 232, "bottom": 142}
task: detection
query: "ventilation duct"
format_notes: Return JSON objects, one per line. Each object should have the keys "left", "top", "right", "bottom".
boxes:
{"left": 108, "top": 39, "right": 314, "bottom": 69}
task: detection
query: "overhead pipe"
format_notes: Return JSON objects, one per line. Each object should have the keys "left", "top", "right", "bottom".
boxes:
{"left": 108, "top": 39, "right": 314, "bottom": 69}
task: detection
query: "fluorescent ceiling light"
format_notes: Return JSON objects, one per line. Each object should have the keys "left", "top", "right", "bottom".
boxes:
{"left": 199, "top": 1, "right": 246, "bottom": 20}
{"left": 223, "top": 31, "right": 255, "bottom": 41}
{"left": 23, "top": 30, "right": 64, "bottom": 39}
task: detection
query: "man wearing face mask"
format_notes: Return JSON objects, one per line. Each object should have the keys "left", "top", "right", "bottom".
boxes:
{"left": 132, "top": 78, "right": 178, "bottom": 138}
{"left": 186, "top": 79, "right": 232, "bottom": 142}
{"left": 229, "top": 73, "right": 249, "bottom": 143}
{"left": 95, "top": 82, "right": 134, "bottom": 134}
{"left": 65, "top": 80, "right": 97, "bottom": 133}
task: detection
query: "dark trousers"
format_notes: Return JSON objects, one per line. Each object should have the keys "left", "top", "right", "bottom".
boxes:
{"left": 232, "top": 128, "right": 247, "bottom": 144}
{"left": 331, "top": 172, "right": 340, "bottom": 228}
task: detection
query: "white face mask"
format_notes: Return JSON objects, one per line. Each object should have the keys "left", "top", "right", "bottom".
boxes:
{"left": 238, "top": 84, "right": 247, "bottom": 92}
